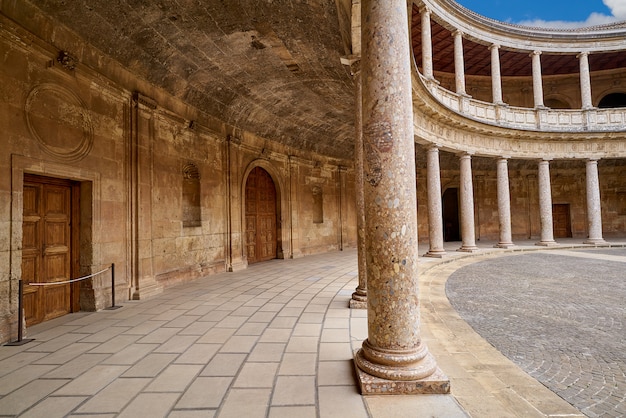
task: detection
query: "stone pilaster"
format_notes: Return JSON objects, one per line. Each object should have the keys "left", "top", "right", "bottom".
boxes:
{"left": 536, "top": 159, "right": 557, "bottom": 246}
{"left": 495, "top": 158, "right": 515, "bottom": 248}
{"left": 354, "top": 0, "right": 448, "bottom": 395}
{"left": 584, "top": 159, "right": 605, "bottom": 244}
{"left": 425, "top": 145, "right": 446, "bottom": 258}
{"left": 458, "top": 153, "right": 478, "bottom": 252}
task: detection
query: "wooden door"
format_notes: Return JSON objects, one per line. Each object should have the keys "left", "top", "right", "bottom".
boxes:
{"left": 22, "top": 174, "right": 78, "bottom": 326}
{"left": 552, "top": 203, "right": 572, "bottom": 238}
{"left": 245, "top": 167, "right": 277, "bottom": 264}
{"left": 442, "top": 188, "right": 460, "bottom": 242}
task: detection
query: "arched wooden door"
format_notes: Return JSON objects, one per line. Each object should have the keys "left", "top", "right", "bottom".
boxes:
{"left": 245, "top": 167, "right": 277, "bottom": 264}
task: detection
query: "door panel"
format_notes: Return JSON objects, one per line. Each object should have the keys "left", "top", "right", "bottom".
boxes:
{"left": 245, "top": 167, "right": 277, "bottom": 264}
{"left": 22, "top": 175, "right": 75, "bottom": 326}
{"left": 553, "top": 204, "right": 572, "bottom": 238}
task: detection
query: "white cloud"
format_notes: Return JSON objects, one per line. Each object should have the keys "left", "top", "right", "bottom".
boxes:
{"left": 515, "top": 0, "right": 626, "bottom": 29}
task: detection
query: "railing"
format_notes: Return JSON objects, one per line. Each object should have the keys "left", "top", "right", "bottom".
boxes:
{"left": 420, "top": 73, "right": 626, "bottom": 132}
{"left": 4, "top": 264, "right": 121, "bottom": 346}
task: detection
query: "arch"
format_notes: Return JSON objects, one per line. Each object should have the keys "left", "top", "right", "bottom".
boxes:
{"left": 544, "top": 97, "right": 572, "bottom": 109}
{"left": 241, "top": 160, "right": 285, "bottom": 263}
{"left": 598, "top": 92, "right": 626, "bottom": 108}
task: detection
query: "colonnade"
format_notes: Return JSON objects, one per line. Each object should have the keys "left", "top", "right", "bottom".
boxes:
{"left": 419, "top": 5, "right": 596, "bottom": 109}
{"left": 423, "top": 151, "right": 606, "bottom": 256}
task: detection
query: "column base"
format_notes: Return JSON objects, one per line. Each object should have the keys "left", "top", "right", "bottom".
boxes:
{"left": 350, "top": 298, "right": 368, "bottom": 309}
{"left": 535, "top": 240, "right": 558, "bottom": 246}
{"left": 583, "top": 238, "right": 606, "bottom": 245}
{"left": 457, "top": 246, "right": 479, "bottom": 253}
{"left": 423, "top": 250, "right": 446, "bottom": 258}
{"left": 494, "top": 242, "right": 515, "bottom": 248}
{"left": 354, "top": 360, "right": 450, "bottom": 395}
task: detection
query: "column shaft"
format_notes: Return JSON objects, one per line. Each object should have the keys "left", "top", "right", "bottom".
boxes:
{"left": 584, "top": 159, "right": 605, "bottom": 244}
{"left": 351, "top": 70, "right": 367, "bottom": 308}
{"left": 425, "top": 145, "right": 446, "bottom": 257}
{"left": 458, "top": 153, "right": 478, "bottom": 252}
{"left": 578, "top": 52, "right": 593, "bottom": 109}
{"left": 490, "top": 44, "right": 503, "bottom": 104}
{"left": 453, "top": 30, "right": 466, "bottom": 95}
{"left": 420, "top": 5, "right": 434, "bottom": 80}
{"left": 536, "top": 160, "right": 557, "bottom": 246}
{"left": 355, "top": 0, "right": 447, "bottom": 394}
{"left": 531, "top": 51, "right": 544, "bottom": 108}
{"left": 496, "top": 158, "right": 514, "bottom": 248}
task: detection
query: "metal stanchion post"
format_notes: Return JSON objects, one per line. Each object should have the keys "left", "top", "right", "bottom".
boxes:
{"left": 106, "top": 263, "right": 122, "bottom": 310}
{"left": 5, "top": 280, "right": 34, "bottom": 346}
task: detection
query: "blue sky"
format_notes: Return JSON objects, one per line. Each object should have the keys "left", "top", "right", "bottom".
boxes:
{"left": 455, "top": 0, "right": 626, "bottom": 28}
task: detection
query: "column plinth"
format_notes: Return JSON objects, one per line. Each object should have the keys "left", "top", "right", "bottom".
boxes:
{"left": 355, "top": 0, "right": 448, "bottom": 395}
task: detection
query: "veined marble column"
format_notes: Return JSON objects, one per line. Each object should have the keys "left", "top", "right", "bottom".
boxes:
{"left": 354, "top": 0, "right": 448, "bottom": 395}
{"left": 425, "top": 145, "right": 446, "bottom": 257}
{"left": 578, "top": 52, "right": 593, "bottom": 109}
{"left": 496, "top": 158, "right": 515, "bottom": 248}
{"left": 420, "top": 5, "right": 434, "bottom": 80}
{"left": 351, "top": 68, "right": 367, "bottom": 309}
{"left": 536, "top": 159, "right": 557, "bottom": 246}
{"left": 531, "top": 51, "right": 545, "bottom": 108}
{"left": 490, "top": 44, "right": 504, "bottom": 104}
{"left": 458, "top": 153, "right": 478, "bottom": 252}
{"left": 584, "top": 159, "right": 605, "bottom": 244}
{"left": 453, "top": 30, "right": 466, "bottom": 95}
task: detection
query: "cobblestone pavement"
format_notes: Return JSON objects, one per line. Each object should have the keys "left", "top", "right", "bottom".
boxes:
{"left": 446, "top": 248, "right": 626, "bottom": 417}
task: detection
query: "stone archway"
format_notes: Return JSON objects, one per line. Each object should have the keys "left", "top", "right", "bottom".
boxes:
{"left": 244, "top": 167, "right": 278, "bottom": 264}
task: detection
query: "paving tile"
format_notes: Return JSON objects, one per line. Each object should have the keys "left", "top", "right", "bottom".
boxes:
{"left": 102, "top": 343, "right": 158, "bottom": 365}
{"left": 200, "top": 353, "right": 247, "bottom": 376}
{"left": 319, "top": 342, "right": 353, "bottom": 361}
{"left": 121, "top": 353, "right": 177, "bottom": 378}
{"left": 46, "top": 353, "right": 110, "bottom": 379}
{"left": 176, "top": 376, "right": 233, "bottom": 409}
{"left": 285, "top": 336, "right": 319, "bottom": 353}
{"left": 87, "top": 334, "right": 141, "bottom": 354}
{"left": 268, "top": 317, "right": 298, "bottom": 329}
{"left": 0, "top": 379, "right": 68, "bottom": 415}
{"left": 269, "top": 406, "right": 317, "bottom": 418}
{"left": 365, "top": 394, "right": 468, "bottom": 418}
{"left": 318, "top": 360, "right": 355, "bottom": 386}
{"left": 178, "top": 320, "right": 216, "bottom": 336}
{"left": 19, "top": 395, "right": 87, "bottom": 418}
{"left": 123, "top": 320, "right": 168, "bottom": 335}
{"left": 118, "top": 392, "right": 180, "bottom": 418}
{"left": 77, "top": 326, "right": 131, "bottom": 343}
{"left": 278, "top": 353, "right": 317, "bottom": 375}
{"left": 0, "top": 352, "right": 48, "bottom": 377}
{"left": 168, "top": 410, "right": 215, "bottom": 418}
{"left": 175, "top": 343, "right": 220, "bottom": 364}
{"left": 164, "top": 315, "right": 202, "bottom": 328}
{"left": 293, "top": 323, "right": 322, "bottom": 337}
{"left": 54, "top": 365, "right": 129, "bottom": 395}
{"left": 154, "top": 335, "right": 199, "bottom": 353}
{"left": 0, "top": 364, "right": 57, "bottom": 395}
{"left": 196, "top": 327, "right": 236, "bottom": 344}
{"left": 220, "top": 335, "right": 258, "bottom": 353}
{"left": 259, "top": 328, "right": 292, "bottom": 343}
{"left": 77, "top": 377, "right": 151, "bottom": 413}
{"left": 321, "top": 328, "right": 350, "bottom": 343}
{"left": 145, "top": 364, "right": 202, "bottom": 392}
{"left": 234, "top": 362, "right": 278, "bottom": 388}
{"left": 136, "top": 327, "right": 180, "bottom": 344}
{"left": 318, "top": 385, "right": 369, "bottom": 418}
{"left": 248, "top": 343, "right": 286, "bottom": 362}
{"left": 25, "top": 332, "right": 85, "bottom": 352}
{"left": 219, "top": 388, "right": 271, "bottom": 418}
{"left": 271, "top": 376, "right": 315, "bottom": 405}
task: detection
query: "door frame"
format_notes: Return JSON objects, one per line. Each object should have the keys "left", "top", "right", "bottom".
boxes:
{"left": 241, "top": 160, "right": 285, "bottom": 264}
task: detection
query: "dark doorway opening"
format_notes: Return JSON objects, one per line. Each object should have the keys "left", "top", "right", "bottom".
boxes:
{"left": 443, "top": 187, "right": 461, "bottom": 242}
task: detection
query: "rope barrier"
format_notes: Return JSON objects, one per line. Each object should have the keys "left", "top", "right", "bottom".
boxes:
{"left": 28, "top": 267, "right": 111, "bottom": 286}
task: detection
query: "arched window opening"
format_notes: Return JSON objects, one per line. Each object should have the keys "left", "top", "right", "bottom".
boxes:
{"left": 544, "top": 98, "right": 572, "bottom": 109}
{"left": 598, "top": 92, "right": 626, "bottom": 108}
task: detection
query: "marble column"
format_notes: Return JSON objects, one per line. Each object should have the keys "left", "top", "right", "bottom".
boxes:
{"left": 490, "top": 44, "right": 504, "bottom": 104}
{"left": 584, "top": 159, "right": 605, "bottom": 244}
{"left": 351, "top": 68, "right": 367, "bottom": 309}
{"left": 531, "top": 51, "right": 545, "bottom": 108}
{"left": 425, "top": 145, "right": 446, "bottom": 257}
{"left": 453, "top": 30, "right": 466, "bottom": 95}
{"left": 458, "top": 153, "right": 478, "bottom": 252}
{"left": 536, "top": 159, "right": 557, "bottom": 246}
{"left": 420, "top": 5, "right": 434, "bottom": 80}
{"left": 354, "top": 0, "right": 448, "bottom": 394}
{"left": 495, "top": 158, "right": 515, "bottom": 248}
{"left": 578, "top": 52, "right": 593, "bottom": 109}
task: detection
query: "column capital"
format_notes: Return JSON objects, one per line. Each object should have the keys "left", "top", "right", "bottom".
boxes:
{"left": 452, "top": 29, "right": 464, "bottom": 37}
{"left": 418, "top": 3, "right": 432, "bottom": 15}
{"left": 531, "top": 50, "right": 542, "bottom": 57}
{"left": 489, "top": 43, "right": 501, "bottom": 51}
{"left": 428, "top": 143, "right": 442, "bottom": 150}
{"left": 587, "top": 157, "right": 600, "bottom": 163}
{"left": 498, "top": 155, "right": 511, "bottom": 161}
{"left": 577, "top": 51, "right": 590, "bottom": 59}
